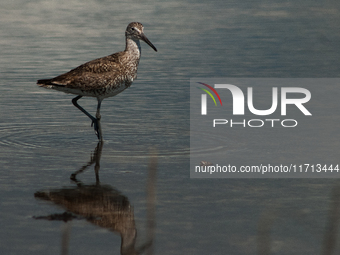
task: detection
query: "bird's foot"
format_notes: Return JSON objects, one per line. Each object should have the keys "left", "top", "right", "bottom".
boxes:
{"left": 91, "top": 119, "right": 101, "bottom": 140}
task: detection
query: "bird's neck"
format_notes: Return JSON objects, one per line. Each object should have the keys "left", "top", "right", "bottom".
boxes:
{"left": 125, "top": 38, "right": 141, "bottom": 60}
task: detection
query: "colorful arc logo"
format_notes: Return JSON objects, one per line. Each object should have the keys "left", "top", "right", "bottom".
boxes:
{"left": 197, "top": 82, "right": 223, "bottom": 106}
{"left": 197, "top": 82, "right": 222, "bottom": 115}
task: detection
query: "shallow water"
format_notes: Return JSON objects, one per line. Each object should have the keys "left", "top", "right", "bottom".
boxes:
{"left": 1, "top": 0, "right": 340, "bottom": 254}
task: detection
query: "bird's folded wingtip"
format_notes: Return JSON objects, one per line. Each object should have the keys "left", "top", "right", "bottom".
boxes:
{"left": 37, "top": 79, "right": 66, "bottom": 88}
{"left": 37, "top": 79, "right": 51, "bottom": 85}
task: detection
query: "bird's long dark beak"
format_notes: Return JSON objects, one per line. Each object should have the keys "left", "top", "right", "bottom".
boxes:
{"left": 141, "top": 33, "right": 157, "bottom": 52}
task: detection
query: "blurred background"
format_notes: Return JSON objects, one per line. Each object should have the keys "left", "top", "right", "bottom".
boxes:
{"left": 1, "top": 0, "right": 340, "bottom": 254}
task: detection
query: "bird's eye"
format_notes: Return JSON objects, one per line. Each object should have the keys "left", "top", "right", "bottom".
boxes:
{"left": 131, "top": 27, "right": 135, "bottom": 31}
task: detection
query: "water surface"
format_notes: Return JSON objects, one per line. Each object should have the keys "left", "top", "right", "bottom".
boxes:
{"left": 1, "top": 0, "right": 340, "bottom": 254}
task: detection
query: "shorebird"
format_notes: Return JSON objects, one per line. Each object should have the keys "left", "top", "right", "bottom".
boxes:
{"left": 37, "top": 22, "right": 157, "bottom": 141}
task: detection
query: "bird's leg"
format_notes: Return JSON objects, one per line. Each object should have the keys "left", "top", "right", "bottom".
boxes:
{"left": 72, "top": 95, "right": 102, "bottom": 140}
{"left": 95, "top": 98, "right": 103, "bottom": 141}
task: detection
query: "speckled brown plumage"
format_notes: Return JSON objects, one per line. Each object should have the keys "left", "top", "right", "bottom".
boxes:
{"left": 37, "top": 22, "right": 157, "bottom": 140}
{"left": 39, "top": 54, "right": 133, "bottom": 97}
{"left": 38, "top": 22, "right": 157, "bottom": 98}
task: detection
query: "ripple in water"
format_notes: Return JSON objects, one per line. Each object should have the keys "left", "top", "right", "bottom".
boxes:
{"left": 0, "top": 123, "right": 243, "bottom": 159}
{"left": 0, "top": 123, "right": 92, "bottom": 149}
{"left": 0, "top": 123, "right": 190, "bottom": 159}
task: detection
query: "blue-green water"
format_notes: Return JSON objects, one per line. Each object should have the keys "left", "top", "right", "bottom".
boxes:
{"left": 1, "top": 0, "right": 340, "bottom": 254}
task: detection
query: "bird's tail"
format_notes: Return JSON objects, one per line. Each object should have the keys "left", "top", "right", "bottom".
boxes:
{"left": 37, "top": 79, "right": 54, "bottom": 88}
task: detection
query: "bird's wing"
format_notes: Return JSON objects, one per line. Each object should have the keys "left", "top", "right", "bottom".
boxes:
{"left": 37, "top": 53, "right": 123, "bottom": 90}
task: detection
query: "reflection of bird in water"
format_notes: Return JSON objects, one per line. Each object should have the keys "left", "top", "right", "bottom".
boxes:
{"left": 37, "top": 22, "right": 157, "bottom": 141}
{"left": 34, "top": 142, "right": 157, "bottom": 255}
{"left": 35, "top": 184, "right": 139, "bottom": 255}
